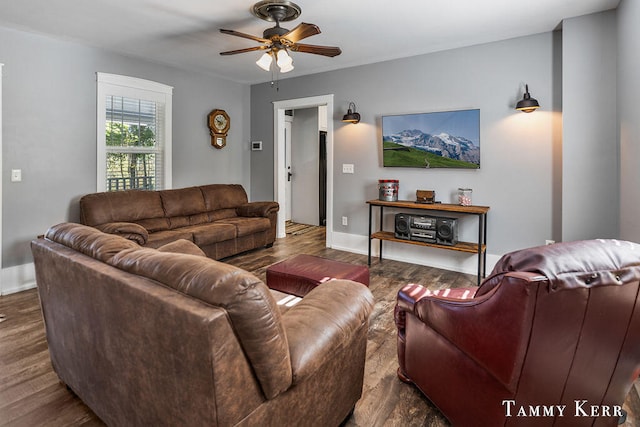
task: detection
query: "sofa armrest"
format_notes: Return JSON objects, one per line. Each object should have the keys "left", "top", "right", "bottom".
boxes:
{"left": 96, "top": 222, "right": 148, "bottom": 245}
{"left": 236, "top": 201, "right": 279, "bottom": 218}
{"left": 400, "top": 272, "right": 546, "bottom": 387}
{"left": 395, "top": 283, "right": 478, "bottom": 343}
{"left": 282, "top": 279, "right": 374, "bottom": 383}
{"left": 396, "top": 283, "right": 477, "bottom": 380}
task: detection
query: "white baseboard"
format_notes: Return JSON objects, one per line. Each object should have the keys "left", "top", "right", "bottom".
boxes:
{"left": 1, "top": 262, "right": 36, "bottom": 296}
{"left": 331, "top": 231, "right": 501, "bottom": 278}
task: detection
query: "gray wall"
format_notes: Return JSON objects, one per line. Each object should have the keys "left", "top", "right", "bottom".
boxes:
{"left": 291, "top": 107, "right": 320, "bottom": 225}
{"left": 1, "top": 26, "right": 250, "bottom": 267}
{"left": 251, "top": 32, "right": 561, "bottom": 256}
{"left": 562, "top": 11, "right": 618, "bottom": 241}
{"left": 618, "top": 0, "right": 640, "bottom": 242}
{"left": 2, "top": 6, "right": 632, "bottom": 271}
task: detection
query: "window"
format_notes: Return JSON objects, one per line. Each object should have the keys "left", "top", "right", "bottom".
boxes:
{"left": 96, "top": 73, "right": 172, "bottom": 192}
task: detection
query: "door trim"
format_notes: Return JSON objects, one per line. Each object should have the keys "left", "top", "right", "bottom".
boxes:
{"left": 0, "top": 64, "right": 4, "bottom": 294}
{"left": 273, "top": 95, "right": 334, "bottom": 248}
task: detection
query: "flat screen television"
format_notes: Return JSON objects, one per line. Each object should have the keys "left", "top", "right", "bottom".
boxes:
{"left": 382, "top": 108, "right": 480, "bottom": 169}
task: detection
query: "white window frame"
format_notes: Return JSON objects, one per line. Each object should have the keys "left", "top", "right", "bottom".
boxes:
{"left": 96, "top": 72, "right": 173, "bottom": 192}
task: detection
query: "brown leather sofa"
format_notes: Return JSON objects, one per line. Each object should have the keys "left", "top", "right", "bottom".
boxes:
{"left": 32, "top": 223, "right": 374, "bottom": 426}
{"left": 79, "top": 184, "right": 278, "bottom": 260}
{"left": 395, "top": 239, "right": 640, "bottom": 426}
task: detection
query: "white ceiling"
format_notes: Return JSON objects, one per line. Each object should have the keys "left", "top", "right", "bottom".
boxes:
{"left": 0, "top": 0, "right": 620, "bottom": 84}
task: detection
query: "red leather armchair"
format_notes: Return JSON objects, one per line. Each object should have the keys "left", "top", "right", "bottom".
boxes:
{"left": 395, "top": 239, "right": 640, "bottom": 426}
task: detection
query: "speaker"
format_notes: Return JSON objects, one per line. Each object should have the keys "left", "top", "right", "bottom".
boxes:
{"left": 395, "top": 213, "right": 411, "bottom": 240}
{"left": 436, "top": 217, "right": 458, "bottom": 246}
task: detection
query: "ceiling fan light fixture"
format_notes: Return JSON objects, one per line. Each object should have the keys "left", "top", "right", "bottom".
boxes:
{"left": 276, "top": 49, "right": 292, "bottom": 65}
{"left": 279, "top": 61, "right": 294, "bottom": 73}
{"left": 276, "top": 49, "right": 294, "bottom": 72}
{"left": 256, "top": 52, "right": 273, "bottom": 71}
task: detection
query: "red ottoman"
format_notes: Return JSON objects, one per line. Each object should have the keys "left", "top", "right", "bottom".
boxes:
{"left": 266, "top": 254, "right": 370, "bottom": 297}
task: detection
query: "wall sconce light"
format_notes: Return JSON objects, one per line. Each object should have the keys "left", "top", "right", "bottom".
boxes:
{"left": 515, "top": 84, "right": 540, "bottom": 113}
{"left": 342, "top": 102, "right": 361, "bottom": 124}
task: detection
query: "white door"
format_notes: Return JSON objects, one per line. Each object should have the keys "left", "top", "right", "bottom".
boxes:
{"left": 284, "top": 118, "right": 293, "bottom": 221}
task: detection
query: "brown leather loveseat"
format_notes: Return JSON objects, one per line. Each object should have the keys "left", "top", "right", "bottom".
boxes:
{"left": 32, "top": 222, "right": 374, "bottom": 426}
{"left": 79, "top": 184, "right": 278, "bottom": 260}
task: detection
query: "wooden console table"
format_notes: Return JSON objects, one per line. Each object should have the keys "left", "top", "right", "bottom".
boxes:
{"left": 367, "top": 199, "right": 490, "bottom": 285}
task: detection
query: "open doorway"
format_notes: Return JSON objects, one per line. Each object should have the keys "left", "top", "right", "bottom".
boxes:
{"left": 319, "top": 130, "right": 327, "bottom": 226}
{"left": 284, "top": 108, "right": 327, "bottom": 229}
{"left": 272, "top": 95, "right": 334, "bottom": 248}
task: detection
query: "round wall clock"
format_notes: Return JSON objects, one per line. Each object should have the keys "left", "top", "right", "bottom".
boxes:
{"left": 207, "top": 109, "right": 230, "bottom": 149}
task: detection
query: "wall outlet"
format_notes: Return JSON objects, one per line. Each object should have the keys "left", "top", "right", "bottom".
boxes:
{"left": 342, "top": 216, "right": 348, "bottom": 226}
{"left": 342, "top": 164, "right": 354, "bottom": 174}
{"left": 545, "top": 240, "right": 555, "bottom": 245}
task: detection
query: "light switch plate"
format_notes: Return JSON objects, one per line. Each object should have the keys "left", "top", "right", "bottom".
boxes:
{"left": 342, "top": 164, "right": 354, "bottom": 174}
{"left": 11, "top": 169, "right": 22, "bottom": 182}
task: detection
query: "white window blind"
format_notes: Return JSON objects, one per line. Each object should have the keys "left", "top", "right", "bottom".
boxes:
{"left": 96, "top": 73, "right": 173, "bottom": 192}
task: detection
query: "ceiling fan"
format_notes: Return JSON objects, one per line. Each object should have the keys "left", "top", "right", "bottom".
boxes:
{"left": 219, "top": 0, "right": 342, "bottom": 73}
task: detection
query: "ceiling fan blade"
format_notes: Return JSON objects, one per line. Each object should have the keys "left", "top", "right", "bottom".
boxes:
{"left": 292, "top": 43, "right": 342, "bottom": 57}
{"left": 220, "top": 45, "right": 269, "bottom": 56}
{"left": 220, "top": 28, "right": 269, "bottom": 44}
{"left": 282, "top": 22, "right": 321, "bottom": 43}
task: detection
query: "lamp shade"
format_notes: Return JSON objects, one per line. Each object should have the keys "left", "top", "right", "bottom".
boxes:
{"left": 276, "top": 49, "right": 294, "bottom": 73}
{"left": 516, "top": 84, "right": 540, "bottom": 113}
{"left": 256, "top": 52, "right": 273, "bottom": 71}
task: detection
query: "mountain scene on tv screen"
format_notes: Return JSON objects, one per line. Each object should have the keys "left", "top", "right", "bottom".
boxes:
{"left": 383, "top": 129, "right": 480, "bottom": 168}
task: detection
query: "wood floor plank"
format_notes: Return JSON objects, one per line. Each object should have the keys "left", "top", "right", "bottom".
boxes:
{"left": 1, "top": 227, "right": 638, "bottom": 426}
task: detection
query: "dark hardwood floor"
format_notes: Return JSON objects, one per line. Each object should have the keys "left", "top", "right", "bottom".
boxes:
{"left": 1, "top": 226, "right": 639, "bottom": 426}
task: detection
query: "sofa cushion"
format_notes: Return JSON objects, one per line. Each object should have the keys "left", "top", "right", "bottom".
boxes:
{"left": 109, "top": 248, "right": 292, "bottom": 399}
{"left": 157, "top": 239, "right": 207, "bottom": 257}
{"left": 168, "top": 213, "right": 210, "bottom": 230}
{"left": 160, "top": 187, "right": 207, "bottom": 218}
{"left": 80, "top": 190, "right": 168, "bottom": 231}
{"left": 135, "top": 218, "right": 171, "bottom": 232}
{"left": 145, "top": 229, "right": 195, "bottom": 248}
{"left": 209, "top": 209, "right": 239, "bottom": 222}
{"left": 200, "top": 184, "right": 248, "bottom": 211}
{"left": 218, "top": 217, "right": 271, "bottom": 237}
{"left": 183, "top": 223, "right": 237, "bottom": 246}
{"left": 45, "top": 223, "right": 139, "bottom": 264}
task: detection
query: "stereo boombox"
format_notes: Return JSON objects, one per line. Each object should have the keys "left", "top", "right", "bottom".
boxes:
{"left": 394, "top": 213, "right": 458, "bottom": 246}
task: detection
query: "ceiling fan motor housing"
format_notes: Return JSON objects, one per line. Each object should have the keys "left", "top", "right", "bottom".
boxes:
{"left": 263, "top": 25, "right": 289, "bottom": 40}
